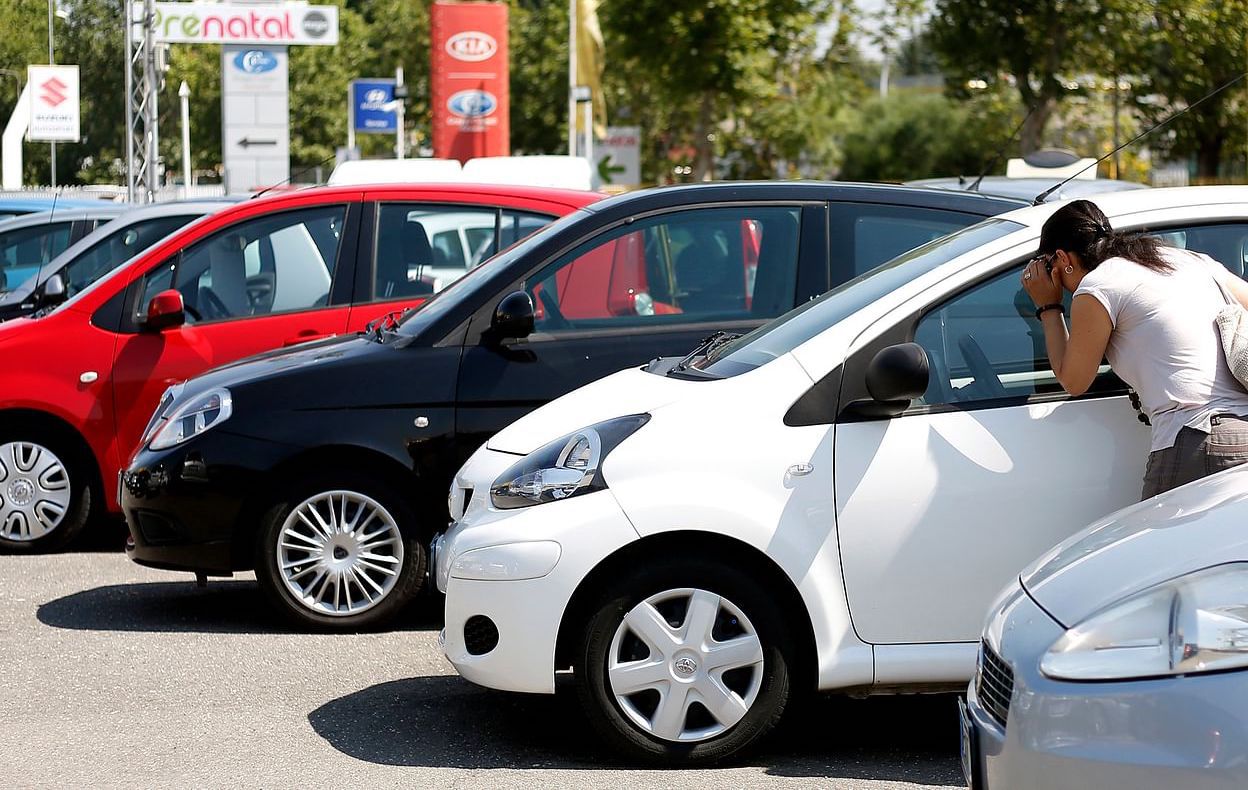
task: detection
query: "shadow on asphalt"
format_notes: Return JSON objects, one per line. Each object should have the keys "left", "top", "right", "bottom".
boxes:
{"left": 309, "top": 675, "right": 961, "bottom": 784}
{"left": 36, "top": 580, "right": 444, "bottom": 635}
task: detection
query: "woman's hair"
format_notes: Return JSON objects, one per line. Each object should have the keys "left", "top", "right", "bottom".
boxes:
{"left": 1037, "top": 199, "right": 1173, "bottom": 272}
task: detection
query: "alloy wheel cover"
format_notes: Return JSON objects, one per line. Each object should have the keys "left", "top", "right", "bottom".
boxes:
{"left": 607, "top": 587, "right": 765, "bottom": 743}
{"left": 276, "top": 490, "right": 404, "bottom": 617}
{"left": 0, "top": 441, "right": 72, "bottom": 542}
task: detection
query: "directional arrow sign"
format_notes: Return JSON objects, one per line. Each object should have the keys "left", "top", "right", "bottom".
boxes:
{"left": 238, "top": 137, "right": 279, "bottom": 149}
{"left": 597, "top": 154, "right": 626, "bottom": 183}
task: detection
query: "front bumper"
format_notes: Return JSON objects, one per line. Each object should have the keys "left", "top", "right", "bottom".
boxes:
{"left": 122, "top": 430, "right": 302, "bottom": 574}
{"left": 965, "top": 581, "right": 1248, "bottom": 790}
{"left": 438, "top": 447, "right": 640, "bottom": 694}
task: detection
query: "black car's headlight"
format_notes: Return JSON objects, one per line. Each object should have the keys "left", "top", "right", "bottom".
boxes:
{"left": 490, "top": 414, "right": 650, "bottom": 509}
{"left": 148, "top": 387, "right": 233, "bottom": 451}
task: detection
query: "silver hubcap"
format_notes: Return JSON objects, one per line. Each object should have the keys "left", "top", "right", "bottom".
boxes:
{"left": 0, "top": 441, "right": 71, "bottom": 542}
{"left": 608, "top": 588, "right": 764, "bottom": 743}
{"left": 276, "top": 490, "right": 404, "bottom": 617}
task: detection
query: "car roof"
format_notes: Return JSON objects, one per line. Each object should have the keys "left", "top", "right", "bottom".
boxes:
{"left": 0, "top": 196, "right": 117, "bottom": 213}
{"left": 244, "top": 182, "right": 602, "bottom": 213}
{"left": 993, "top": 185, "right": 1248, "bottom": 230}
{"left": 581, "top": 180, "right": 1028, "bottom": 217}
{"left": 106, "top": 200, "right": 238, "bottom": 222}
{"left": 0, "top": 205, "right": 128, "bottom": 228}
{"left": 907, "top": 176, "right": 1149, "bottom": 202}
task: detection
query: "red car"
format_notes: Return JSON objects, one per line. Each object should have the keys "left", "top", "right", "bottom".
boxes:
{"left": 0, "top": 184, "right": 599, "bottom": 552}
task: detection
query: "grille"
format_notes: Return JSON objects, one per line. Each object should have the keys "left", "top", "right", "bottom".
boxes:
{"left": 976, "top": 641, "right": 1014, "bottom": 728}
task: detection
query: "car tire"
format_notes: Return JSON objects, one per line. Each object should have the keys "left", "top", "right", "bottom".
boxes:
{"left": 574, "top": 556, "right": 795, "bottom": 766}
{"left": 255, "top": 472, "right": 425, "bottom": 631}
{"left": 0, "top": 433, "right": 93, "bottom": 554}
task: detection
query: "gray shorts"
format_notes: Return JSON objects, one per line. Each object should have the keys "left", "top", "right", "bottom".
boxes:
{"left": 1141, "top": 414, "right": 1248, "bottom": 500}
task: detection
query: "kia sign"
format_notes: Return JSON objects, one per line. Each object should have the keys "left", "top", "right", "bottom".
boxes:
{"left": 350, "top": 79, "right": 397, "bottom": 134}
{"left": 27, "top": 65, "right": 80, "bottom": 142}
{"left": 152, "top": 2, "right": 339, "bottom": 46}
{"left": 431, "top": 2, "right": 510, "bottom": 161}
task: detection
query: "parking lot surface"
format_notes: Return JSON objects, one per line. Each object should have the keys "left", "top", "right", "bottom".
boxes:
{"left": 1, "top": 548, "right": 963, "bottom": 789}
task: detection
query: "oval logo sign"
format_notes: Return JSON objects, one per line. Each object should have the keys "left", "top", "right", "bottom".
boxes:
{"left": 447, "top": 90, "right": 498, "bottom": 119}
{"left": 446, "top": 31, "right": 498, "bottom": 62}
{"left": 234, "top": 49, "right": 279, "bottom": 74}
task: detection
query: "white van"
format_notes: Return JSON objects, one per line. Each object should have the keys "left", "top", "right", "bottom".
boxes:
{"left": 434, "top": 186, "right": 1248, "bottom": 764}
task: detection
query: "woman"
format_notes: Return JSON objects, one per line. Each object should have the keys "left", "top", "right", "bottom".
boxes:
{"left": 1021, "top": 199, "right": 1248, "bottom": 499}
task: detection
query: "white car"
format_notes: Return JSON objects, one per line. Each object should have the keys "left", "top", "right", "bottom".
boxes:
{"left": 435, "top": 186, "right": 1248, "bottom": 764}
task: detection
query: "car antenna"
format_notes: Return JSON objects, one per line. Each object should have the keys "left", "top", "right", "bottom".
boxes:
{"left": 250, "top": 151, "right": 338, "bottom": 200}
{"left": 968, "top": 103, "right": 1038, "bottom": 193}
{"left": 1033, "top": 72, "right": 1248, "bottom": 205}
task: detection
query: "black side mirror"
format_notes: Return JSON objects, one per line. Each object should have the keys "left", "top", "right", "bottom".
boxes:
{"left": 41, "top": 273, "right": 66, "bottom": 304}
{"left": 489, "top": 290, "right": 535, "bottom": 342}
{"left": 847, "top": 342, "right": 930, "bottom": 418}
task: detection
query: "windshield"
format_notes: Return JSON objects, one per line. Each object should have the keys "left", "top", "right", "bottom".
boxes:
{"left": 696, "top": 218, "right": 1026, "bottom": 377}
{"left": 396, "top": 207, "right": 593, "bottom": 338}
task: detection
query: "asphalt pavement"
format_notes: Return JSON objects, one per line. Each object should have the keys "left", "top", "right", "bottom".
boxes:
{"left": 0, "top": 541, "right": 965, "bottom": 789}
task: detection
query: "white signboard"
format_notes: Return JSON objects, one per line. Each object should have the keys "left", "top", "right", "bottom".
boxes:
{"left": 594, "top": 126, "right": 641, "bottom": 187}
{"left": 154, "top": 3, "right": 339, "bottom": 46}
{"left": 27, "top": 65, "right": 80, "bottom": 142}
{"left": 221, "top": 46, "right": 290, "bottom": 193}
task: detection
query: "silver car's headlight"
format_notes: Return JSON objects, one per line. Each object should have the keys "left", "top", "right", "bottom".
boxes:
{"left": 490, "top": 414, "right": 649, "bottom": 509}
{"left": 1040, "top": 563, "right": 1248, "bottom": 681}
{"left": 148, "top": 388, "right": 233, "bottom": 451}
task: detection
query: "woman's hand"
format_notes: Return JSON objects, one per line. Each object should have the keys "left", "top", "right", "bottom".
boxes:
{"left": 1021, "top": 256, "right": 1063, "bottom": 306}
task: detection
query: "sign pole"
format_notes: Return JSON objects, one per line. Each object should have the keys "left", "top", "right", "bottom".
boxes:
{"left": 567, "top": 0, "right": 576, "bottom": 156}
{"left": 395, "top": 66, "right": 405, "bottom": 160}
{"left": 47, "top": 0, "right": 55, "bottom": 188}
{"left": 179, "top": 80, "right": 191, "bottom": 194}
{"left": 346, "top": 84, "right": 355, "bottom": 153}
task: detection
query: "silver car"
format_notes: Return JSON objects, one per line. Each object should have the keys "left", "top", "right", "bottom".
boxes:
{"left": 962, "top": 464, "right": 1248, "bottom": 790}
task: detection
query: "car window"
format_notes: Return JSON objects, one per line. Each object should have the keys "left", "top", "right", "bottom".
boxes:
{"left": 700, "top": 218, "right": 1025, "bottom": 378}
{"left": 137, "top": 206, "right": 346, "bottom": 324}
{"left": 913, "top": 222, "right": 1248, "bottom": 408}
{"left": 62, "top": 215, "right": 197, "bottom": 298}
{"left": 374, "top": 203, "right": 508, "bottom": 298}
{"left": 526, "top": 206, "right": 801, "bottom": 333}
{"left": 0, "top": 222, "right": 73, "bottom": 290}
{"left": 832, "top": 203, "right": 984, "bottom": 283}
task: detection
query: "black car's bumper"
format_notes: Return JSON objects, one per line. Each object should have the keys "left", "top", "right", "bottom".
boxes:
{"left": 122, "top": 431, "right": 303, "bottom": 574}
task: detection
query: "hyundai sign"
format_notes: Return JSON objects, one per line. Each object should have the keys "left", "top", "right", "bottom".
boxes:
{"left": 350, "top": 80, "right": 397, "bottom": 134}
{"left": 152, "top": 2, "right": 339, "bottom": 46}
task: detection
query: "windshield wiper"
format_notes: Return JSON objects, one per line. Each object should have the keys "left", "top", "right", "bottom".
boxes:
{"left": 673, "top": 331, "right": 740, "bottom": 373}
{"left": 364, "top": 308, "right": 408, "bottom": 341}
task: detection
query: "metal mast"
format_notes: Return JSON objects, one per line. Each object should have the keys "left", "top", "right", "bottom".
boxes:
{"left": 125, "top": 0, "right": 161, "bottom": 202}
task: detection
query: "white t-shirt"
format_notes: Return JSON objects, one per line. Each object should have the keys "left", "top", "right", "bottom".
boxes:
{"left": 1074, "top": 247, "right": 1248, "bottom": 451}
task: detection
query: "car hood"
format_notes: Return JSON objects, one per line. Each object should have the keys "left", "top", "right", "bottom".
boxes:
{"left": 179, "top": 333, "right": 373, "bottom": 397}
{"left": 1021, "top": 464, "right": 1248, "bottom": 628}
{"left": 486, "top": 365, "right": 689, "bottom": 455}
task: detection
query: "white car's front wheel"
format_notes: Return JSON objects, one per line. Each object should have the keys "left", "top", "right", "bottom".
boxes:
{"left": 575, "top": 557, "right": 795, "bottom": 765}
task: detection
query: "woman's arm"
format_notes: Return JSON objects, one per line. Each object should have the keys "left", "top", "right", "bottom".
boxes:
{"left": 1223, "top": 272, "right": 1248, "bottom": 310}
{"left": 1040, "top": 294, "right": 1113, "bottom": 396}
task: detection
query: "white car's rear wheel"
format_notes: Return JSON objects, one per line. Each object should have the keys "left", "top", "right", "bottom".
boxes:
{"left": 576, "top": 557, "right": 794, "bottom": 765}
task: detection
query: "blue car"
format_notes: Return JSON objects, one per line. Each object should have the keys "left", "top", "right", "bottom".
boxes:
{"left": 963, "top": 465, "right": 1248, "bottom": 790}
{"left": 0, "top": 196, "right": 114, "bottom": 223}
{"left": 0, "top": 206, "right": 126, "bottom": 291}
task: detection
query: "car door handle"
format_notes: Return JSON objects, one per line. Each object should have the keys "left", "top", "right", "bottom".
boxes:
{"left": 283, "top": 330, "right": 332, "bottom": 347}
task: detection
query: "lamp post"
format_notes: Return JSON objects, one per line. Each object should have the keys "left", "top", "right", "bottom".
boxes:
{"left": 179, "top": 80, "right": 191, "bottom": 195}
{"left": 47, "top": 0, "right": 55, "bottom": 188}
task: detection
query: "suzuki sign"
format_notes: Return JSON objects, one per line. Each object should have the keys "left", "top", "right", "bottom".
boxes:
{"left": 431, "top": 2, "right": 510, "bottom": 162}
{"left": 27, "top": 65, "right": 80, "bottom": 142}
{"left": 152, "top": 2, "right": 339, "bottom": 46}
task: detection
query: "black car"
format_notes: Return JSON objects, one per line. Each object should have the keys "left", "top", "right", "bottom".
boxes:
{"left": 122, "top": 181, "right": 1023, "bottom": 629}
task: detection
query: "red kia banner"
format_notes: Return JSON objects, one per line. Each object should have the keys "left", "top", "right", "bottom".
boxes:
{"left": 431, "top": 1, "right": 510, "bottom": 162}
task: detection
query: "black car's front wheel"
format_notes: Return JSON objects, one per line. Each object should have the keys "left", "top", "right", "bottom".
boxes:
{"left": 574, "top": 557, "right": 795, "bottom": 766}
{"left": 255, "top": 473, "right": 425, "bottom": 631}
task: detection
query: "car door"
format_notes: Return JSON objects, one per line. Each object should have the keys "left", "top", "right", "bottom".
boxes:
{"left": 454, "top": 203, "right": 820, "bottom": 451}
{"left": 346, "top": 202, "right": 558, "bottom": 332}
{"left": 832, "top": 220, "right": 1248, "bottom": 646}
{"left": 110, "top": 203, "right": 357, "bottom": 461}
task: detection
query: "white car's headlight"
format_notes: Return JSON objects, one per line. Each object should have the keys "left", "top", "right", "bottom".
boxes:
{"left": 1040, "top": 563, "right": 1248, "bottom": 681}
{"left": 148, "top": 388, "right": 233, "bottom": 451}
{"left": 490, "top": 414, "right": 649, "bottom": 509}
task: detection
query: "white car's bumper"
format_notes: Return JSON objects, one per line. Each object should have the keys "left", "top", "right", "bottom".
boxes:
{"left": 438, "top": 448, "right": 640, "bottom": 694}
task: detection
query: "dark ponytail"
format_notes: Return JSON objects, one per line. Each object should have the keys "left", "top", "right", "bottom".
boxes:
{"left": 1038, "top": 199, "right": 1173, "bottom": 273}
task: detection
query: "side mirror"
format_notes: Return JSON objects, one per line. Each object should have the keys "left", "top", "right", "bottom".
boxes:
{"left": 847, "top": 342, "right": 930, "bottom": 418}
{"left": 489, "top": 290, "right": 535, "bottom": 342}
{"left": 41, "top": 273, "right": 66, "bottom": 304}
{"left": 144, "top": 289, "right": 186, "bottom": 332}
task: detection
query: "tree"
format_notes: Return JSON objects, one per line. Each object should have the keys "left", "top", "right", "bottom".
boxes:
{"left": 929, "top": 0, "right": 1110, "bottom": 153}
